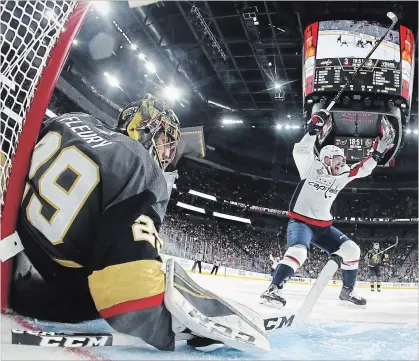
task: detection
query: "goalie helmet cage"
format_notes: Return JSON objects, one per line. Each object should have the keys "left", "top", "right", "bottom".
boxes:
{"left": 1, "top": 1, "right": 90, "bottom": 313}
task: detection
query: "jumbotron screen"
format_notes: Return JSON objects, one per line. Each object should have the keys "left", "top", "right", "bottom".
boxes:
{"left": 303, "top": 21, "right": 415, "bottom": 102}
{"left": 334, "top": 136, "right": 374, "bottom": 163}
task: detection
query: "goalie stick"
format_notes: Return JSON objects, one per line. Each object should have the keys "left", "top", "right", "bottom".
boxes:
{"left": 325, "top": 12, "right": 399, "bottom": 112}
{"left": 7, "top": 267, "right": 341, "bottom": 349}
{"left": 5, "top": 254, "right": 343, "bottom": 348}
{"left": 5, "top": 313, "right": 295, "bottom": 347}
{"left": 6, "top": 259, "right": 341, "bottom": 349}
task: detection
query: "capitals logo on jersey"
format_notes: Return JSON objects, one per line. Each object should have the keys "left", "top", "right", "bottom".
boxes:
{"left": 288, "top": 134, "right": 378, "bottom": 226}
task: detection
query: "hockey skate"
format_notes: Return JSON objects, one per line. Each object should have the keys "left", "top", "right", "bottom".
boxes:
{"left": 260, "top": 283, "right": 286, "bottom": 308}
{"left": 338, "top": 287, "right": 367, "bottom": 308}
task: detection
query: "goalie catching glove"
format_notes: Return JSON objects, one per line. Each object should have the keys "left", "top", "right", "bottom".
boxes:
{"left": 165, "top": 258, "right": 270, "bottom": 353}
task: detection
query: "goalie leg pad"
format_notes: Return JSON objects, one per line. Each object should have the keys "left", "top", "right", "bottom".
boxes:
{"left": 164, "top": 258, "right": 270, "bottom": 353}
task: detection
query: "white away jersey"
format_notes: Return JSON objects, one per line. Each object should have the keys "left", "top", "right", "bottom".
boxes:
{"left": 288, "top": 133, "right": 378, "bottom": 226}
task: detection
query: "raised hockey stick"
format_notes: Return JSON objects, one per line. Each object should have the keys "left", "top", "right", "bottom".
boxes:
{"left": 376, "top": 236, "right": 399, "bottom": 255}
{"left": 5, "top": 314, "right": 296, "bottom": 347}
{"left": 325, "top": 12, "right": 399, "bottom": 112}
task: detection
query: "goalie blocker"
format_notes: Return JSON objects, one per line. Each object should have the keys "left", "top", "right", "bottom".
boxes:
{"left": 165, "top": 258, "right": 270, "bottom": 353}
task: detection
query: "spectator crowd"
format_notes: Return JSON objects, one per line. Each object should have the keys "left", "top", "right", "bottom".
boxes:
{"left": 176, "top": 159, "right": 418, "bottom": 220}
{"left": 161, "top": 211, "right": 418, "bottom": 283}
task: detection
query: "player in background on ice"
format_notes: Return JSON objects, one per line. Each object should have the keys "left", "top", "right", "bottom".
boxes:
{"left": 365, "top": 243, "right": 389, "bottom": 292}
{"left": 11, "top": 94, "right": 268, "bottom": 354}
{"left": 210, "top": 258, "right": 221, "bottom": 275}
{"left": 191, "top": 250, "right": 203, "bottom": 273}
{"left": 337, "top": 34, "right": 342, "bottom": 43}
{"left": 356, "top": 39, "right": 365, "bottom": 48}
{"left": 260, "top": 109, "right": 394, "bottom": 308}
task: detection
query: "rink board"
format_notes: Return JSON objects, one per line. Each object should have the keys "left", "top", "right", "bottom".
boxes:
{"left": 162, "top": 254, "right": 419, "bottom": 290}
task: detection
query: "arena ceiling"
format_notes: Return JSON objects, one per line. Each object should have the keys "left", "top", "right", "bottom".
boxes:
{"left": 67, "top": 1, "right": 418, "bottom": 175}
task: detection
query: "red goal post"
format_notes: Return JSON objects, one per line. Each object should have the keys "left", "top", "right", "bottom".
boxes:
{"left": 1, "top": 1, "right": 90, "bottom": 312}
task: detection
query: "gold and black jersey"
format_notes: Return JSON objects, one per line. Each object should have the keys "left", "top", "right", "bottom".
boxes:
{"left": 366, "top": 249, "right": 388, "bottom": 268}
{"left": 17, "top": 113, "right": 174, "bottom": 350}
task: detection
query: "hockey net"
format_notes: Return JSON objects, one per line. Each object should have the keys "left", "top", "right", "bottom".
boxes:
{"left": 1, "top": 1, "right": 89, "bottom": 312}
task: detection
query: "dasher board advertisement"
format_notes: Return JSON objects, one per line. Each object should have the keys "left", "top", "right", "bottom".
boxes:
{"left": 303, "top": 20, "right": 415, "bottom": 103}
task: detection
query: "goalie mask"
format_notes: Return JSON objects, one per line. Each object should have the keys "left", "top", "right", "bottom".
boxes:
{"left": 373, "top": 243, "right": 380, "bottom": 251}
{"left": 319, "top": 145, "right": 346, "bottom": 176}
{"left": 118, "top": 94, "right": 181, "bottom": 171}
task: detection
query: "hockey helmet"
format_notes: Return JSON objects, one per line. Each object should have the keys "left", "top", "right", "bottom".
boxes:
{"left": 319, "top": 145, "right": 346, "bottom": 175}
{"left": 118, "top": 94, "right": 181, "bottom": 170}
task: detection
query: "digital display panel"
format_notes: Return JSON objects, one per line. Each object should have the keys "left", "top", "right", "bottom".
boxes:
{"left": 334, "top": 136, "right": 374, "bottom": 162}
{"left": 303, "top": 21, "right": 415, "bottom": 103}
{"left": 332, "top": 112, "right": 380, "bottom": 137}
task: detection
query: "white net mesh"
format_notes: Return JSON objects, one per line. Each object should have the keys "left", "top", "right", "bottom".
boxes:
{"left": 1, "top": 1, "right": 77, "bottom": 205}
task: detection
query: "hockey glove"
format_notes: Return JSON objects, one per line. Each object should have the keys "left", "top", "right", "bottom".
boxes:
{"left": 308, "top": 109, "right": 330, "bottom": 135}
{"left": 371, "top": 131, "right": 394, "bottom": 161}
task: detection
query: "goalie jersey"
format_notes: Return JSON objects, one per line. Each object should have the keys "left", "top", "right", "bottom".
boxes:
{"left": 13, "top": 113, "right": 175, "bottom": 350}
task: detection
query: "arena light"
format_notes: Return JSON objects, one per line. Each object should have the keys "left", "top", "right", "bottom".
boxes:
{"left": 176, "top": 202, "right": 206, "bottom": 214}
{"left": 138, "top": 53, "right": 145, "bottom": 60}
{"left": 406, "top": 129, "right": 412, "bottom": 134}
{"left": 222, "top": 118, "right": 243, "bottom": 125}
{"left": 188, "top": 189, "right": 217, "bottom": 201}
{"left": 145, "top": 61, "right": 156, "bottom": 73}
{"left": 93, "top": 1, "right": 110, "bottom": 15}
{"left": 163, "top": 85, "right": 181, "bottom": 101}
{"left": 208, "top": 99, "right": 234, "bottom": 111}
{"left": 72, "top": 39, "right": 78, "bottom": 45}
{"left": 45, "top": 10, "right": 56, "bottom": 20}
{"left": 274, "top": 83, "right": 281, "bottom": 89}
{"left": 276, "top": 123, "right": 300, "bottom": 130}
{"left": 213, "top": 212, "right": 251, "bottom": 224}
{"left": 45, "top": 108, "right": 57, "bottom": 118}
{"left": 131, "top": 43, "right": 137, "bottom": 50}
{"left": 414, "top": 129, "right": 418, "bottom": 135}
{"left": 104, "top": 71, "right": 122, "bottom": 90}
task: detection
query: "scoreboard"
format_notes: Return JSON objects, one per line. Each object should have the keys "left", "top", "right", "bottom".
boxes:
{"left": 334, "top": 137, "right": 374, "bottom": 163}
{"left": 313, "top": 58, "right": 401, "bottom": 96}
{"left": 303, "top": 21, "right": 415, "bottom": 104}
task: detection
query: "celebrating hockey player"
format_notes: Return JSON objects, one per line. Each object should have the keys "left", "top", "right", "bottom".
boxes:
{"left": 11, "top": 94, "right": 269, "bottom": 354}
{"left": 365, "top": 243, "right": 390, "bottom": 292}
{"left": 261, "top": 109, "right": 394, "bottom": 308}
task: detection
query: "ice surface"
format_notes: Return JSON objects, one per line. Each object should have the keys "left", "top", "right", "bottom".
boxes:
{"left": 2, "top": 275, "right": 418, "bottom": 360}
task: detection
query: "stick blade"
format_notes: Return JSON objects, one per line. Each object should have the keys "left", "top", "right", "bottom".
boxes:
{"left": 387, "top": 12, "right": 398, "bottom": 24}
